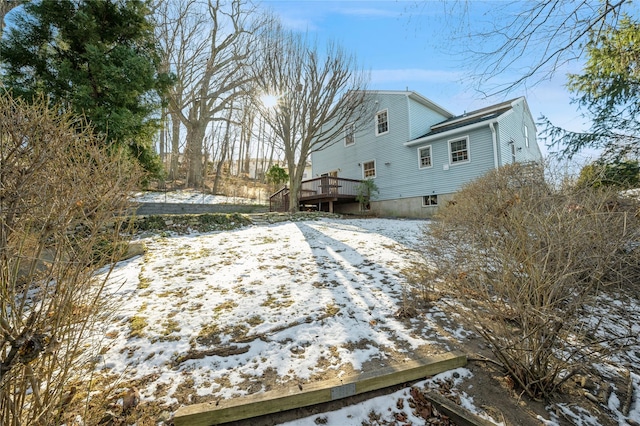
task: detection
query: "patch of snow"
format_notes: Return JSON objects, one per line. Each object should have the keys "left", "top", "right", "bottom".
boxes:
{"left": 132, "top": 189, "right": 259, "bottom": 205}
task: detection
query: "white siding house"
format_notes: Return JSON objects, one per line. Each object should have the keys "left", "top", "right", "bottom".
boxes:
{"left": 310, "top": 90, "right": 543, "bottom": 218}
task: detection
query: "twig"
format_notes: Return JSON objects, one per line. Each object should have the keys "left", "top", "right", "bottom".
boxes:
{"left": 622, "top": 368, "right": 633, "bottom": 417}
{"left": 234, "top": 312, "right": 334, "bottom": 344}
{"left": 467, "top": 354, "right": 504, "bottom": 369}
{"left": 171, "top": 345, "right": 249, "bottom": 367}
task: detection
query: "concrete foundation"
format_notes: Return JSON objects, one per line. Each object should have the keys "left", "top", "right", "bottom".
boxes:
{"left": 331, "top": 194, "right": 456, "bottom": 219}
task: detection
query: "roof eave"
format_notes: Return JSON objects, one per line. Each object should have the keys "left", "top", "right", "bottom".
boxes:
{"left": 407, "top": 92, "right": 454, "bottom": 118}
{"left": 431, "top": 97, "right": 523, "bottom": 131}
{"left": 404, "top": 117, "right": 499, "bottom": 147}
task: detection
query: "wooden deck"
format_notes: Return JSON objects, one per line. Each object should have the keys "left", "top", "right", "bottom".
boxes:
{"left": 270, "top": 177, "right": 362, "bottom": 213}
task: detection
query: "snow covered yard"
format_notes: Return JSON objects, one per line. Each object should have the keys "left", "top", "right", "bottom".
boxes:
{"left": 86, "top": 214, "right": 640, "bottom": 425}
{"left": 94, "top": 217, "right": 462, "bottom": 421}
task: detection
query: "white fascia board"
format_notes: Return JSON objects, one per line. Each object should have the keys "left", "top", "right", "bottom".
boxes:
{"left": 404, "top": 118, "right": 498, "bottom": 147}
{"left": 407, "top": 92, "right": 454, "bottom": 118}
{"left": 496, "top": 108, "right": 514, "bottom": 124}
{"left": 364, "top": 90, "right": 455, "bottom": 118}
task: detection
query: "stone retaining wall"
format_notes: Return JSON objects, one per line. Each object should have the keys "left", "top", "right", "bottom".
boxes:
{"left": 134, "top": 202, "right": 268, "bottom": 216}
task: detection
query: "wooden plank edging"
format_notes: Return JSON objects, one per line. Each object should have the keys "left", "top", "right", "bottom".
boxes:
{"left": 424, "top": 389, "right": 497, "bottom": 426}
{"left": 173, "top": 351, "right": 467, "bottom": 426}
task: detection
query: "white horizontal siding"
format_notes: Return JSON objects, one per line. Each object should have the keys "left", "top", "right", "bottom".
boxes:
{"left": 311, "top": 93, "right": 543, "bottom": 211}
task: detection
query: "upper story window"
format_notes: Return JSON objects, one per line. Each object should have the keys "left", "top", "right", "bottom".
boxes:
{"left": 449, "top": 137, "right": 469, "bottom": 164}
{"left": 344, "top": 123, "right": 355, "bottom": 146}
{"left": 418, "top": 145, "right": 432, "bottom": 169}
{"left": 375, "top": 110, "right": 388, "bottom": 136}
{"left": 363, "top": 160, "right": 376, "bottom": 178}
{"left": 524, "top": 125, "right": 529, "bottom": 147}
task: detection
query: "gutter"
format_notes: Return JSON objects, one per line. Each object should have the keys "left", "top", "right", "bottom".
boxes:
{"left": 489, "top": 122, "right": 499, "bottom": 169}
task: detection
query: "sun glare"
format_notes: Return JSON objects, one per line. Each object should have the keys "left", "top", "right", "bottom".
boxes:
{"left": 261, "top": 94, "right": 279, "bottom": 109}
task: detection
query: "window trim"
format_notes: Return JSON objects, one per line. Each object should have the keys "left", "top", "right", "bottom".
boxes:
{"left": 417, "top": 145, "right": 433, "bottom": 169}
{"left": 344, "top": 123, "right": 355, "bottom": 147}
{"left": 362, "top": 159, "right": 376, "bottom": 179}
{"left": 375, "top": 109, "right": 389, "bottom": 136}
{"left": 422, "top": 194, "right": 438, "bottom": 207}
{"left": 448, "top": 136, "right": 470, "bottom": 165}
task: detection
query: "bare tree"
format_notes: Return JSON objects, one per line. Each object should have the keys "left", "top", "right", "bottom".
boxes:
{"left": 252, "top": 22, "right": 374, "bottom": 212}
{"left": 212, "top": 104, "right": 235, "bottom": 194}
{"left": 413, "top": 1, "right": 631, "bottom": 95}
{"left": 153, "top": 0, "right": 261, "bottom": 188}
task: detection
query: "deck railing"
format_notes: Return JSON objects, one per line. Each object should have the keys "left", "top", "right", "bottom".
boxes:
{"left": 299, "top": 176, "right": 362, "bottom": 199}
{"left": 269, "top": 177, "right": 363, "bottom": 212}
{"left": 269, "top": 186, "right": 290, "bottom": 212}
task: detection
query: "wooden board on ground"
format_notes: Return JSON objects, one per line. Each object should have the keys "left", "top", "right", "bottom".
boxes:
{"left": 173, "top": 351, "right": 467, "bottom": 426}
{"left": 425, "top": 389, "right": 497, "bottom": 426}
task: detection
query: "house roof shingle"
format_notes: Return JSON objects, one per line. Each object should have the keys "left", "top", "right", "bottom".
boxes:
{"left": 412, "top": 97, "right": 521, "bottom": 140}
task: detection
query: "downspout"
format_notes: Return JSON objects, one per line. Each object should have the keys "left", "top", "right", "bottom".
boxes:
{"left": 489, "top": 121, "right": 499, "bottom": 169}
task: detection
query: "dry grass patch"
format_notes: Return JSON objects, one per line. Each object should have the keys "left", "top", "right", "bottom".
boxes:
{"left": 214, "top": 300, "right": 238, "bottom": 312}
{"left": 129, "top": 316, "right": 148, "bottom": 338}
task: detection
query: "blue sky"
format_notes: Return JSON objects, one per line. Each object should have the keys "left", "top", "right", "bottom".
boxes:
{"left": 258, "top": 0, "right": 593, "bottom": 160}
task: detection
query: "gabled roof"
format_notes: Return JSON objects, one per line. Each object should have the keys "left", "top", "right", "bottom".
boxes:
{"left": 404, "top": 97, "right": 524, "bottom": 146}
{"left": 365, "top": 90, "right": 455, "bottom": 119}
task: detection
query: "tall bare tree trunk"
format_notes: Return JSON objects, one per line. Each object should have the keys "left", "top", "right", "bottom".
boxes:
{"left": 266, "top": 134, "right": 275, "bottom": 177}
{"left": 254, "top": 117, "right": 263, "bottom": 181}
{"left": 169, "top": 112, "right": 180, "bottom": 180}
{"left": 158, "top": 107, "right": 166, "bottom": 185}
{"left": 242, "top": 110, "right": 254, "bottom": 176}
{"left": 212, "top": 106, "right": 234, "bottom": 194}
{"left": 186, "top": 121, "right": 206, "bottom": 188}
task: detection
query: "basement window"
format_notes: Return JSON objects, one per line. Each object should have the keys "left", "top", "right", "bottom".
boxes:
{"left": 422, "top": 195, "right": 438, "bottom": 206}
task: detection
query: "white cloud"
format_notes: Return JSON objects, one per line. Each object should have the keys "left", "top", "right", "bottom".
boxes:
{"left": 337, "top": 7, "right": 400, "bottom": 18}
{"left": 371, "top": 68, "right": 464, "bottom": 85}
{"left": 278, "top": 15, "right": 318, "bottom": 31}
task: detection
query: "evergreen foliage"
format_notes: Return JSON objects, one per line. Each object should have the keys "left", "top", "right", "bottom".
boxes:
{"left": 576, "top": 160, "right": 640, "bottom": 189}
{"left": 542, "top": 17, "right": 640, "bottom": 161}
{"left": 265, "top": 164, "right": 289, "bottom": 187}
{"left": 0, "top": 0, "right": 171, "bottom": 175}
{"left": 355, "top": 179, "right": 378, "bottom": 211}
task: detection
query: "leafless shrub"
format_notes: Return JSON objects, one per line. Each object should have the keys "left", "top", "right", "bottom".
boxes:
{"left": 0, "top": 93, "right": 141, "bottom": 425}
{"left": 401, "top": 257, "right": 439, "bottom": 306}
{"left": 423, "top": 163, "right": 639, "bottom": 400}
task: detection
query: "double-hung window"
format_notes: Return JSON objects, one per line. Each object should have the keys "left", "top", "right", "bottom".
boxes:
{"left": 449, "top": 137, "right": 469, "bottom": 164}
{"left": 344, "top": 123, "right": 354, "bottom": 146}
{"left": 418, "top": 146, "right": 432, "bottom": 168}
{"left": 363, "top": 160, "right": 376, "bottom": 178}
{"left": 375, "top": 110, "right": 388, "bottom": 136}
